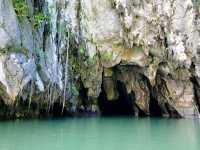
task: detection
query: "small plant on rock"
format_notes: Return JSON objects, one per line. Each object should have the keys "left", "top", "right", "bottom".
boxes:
{"left": 33, "top": 13, "right": 50, "bottom": 29}
{"left": 12, "top": 0, "right": 28, "bottom": 22}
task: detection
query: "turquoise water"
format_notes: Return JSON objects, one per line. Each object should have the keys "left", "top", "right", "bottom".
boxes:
{"left": 0, "top": 117, "right": 200, "bottom": 150}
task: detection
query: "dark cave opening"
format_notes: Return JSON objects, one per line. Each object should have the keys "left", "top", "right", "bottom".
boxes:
{"left": 149, "top": 97, "right": 162, "bottom": 117}
{"left": 148, "top": 86, "right": 162, "bottom": 117}
{"left": 50, "top": 102, "right": 73, "bottom": 117}
{"left": 98, "top": 72, "right": 164, "bottom": 117}
{"left": 98, "top": 81, "right": 135, "bottom": 116}
{"left": 191, "top": 77, "right": 200, "bottom": 112}
{"left": 78, "top": 82, "right": 89, "bottom": 112}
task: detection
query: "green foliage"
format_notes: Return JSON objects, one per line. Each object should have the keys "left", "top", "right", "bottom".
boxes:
{"left": 36, "top": 64, "right": 42, "bottom": 72}
{"left": 33, "top": 13, "right": 50, "bottom": 29}
{"left": 69, "top": 56, "right": 81, "bottom": 75}
{"left": 13, "top": 0, "right": 50, "bottom": 29}
{"left": 196, "top": 0, "right": 200, "bottom": 13}
{"left": 0, "top": 47, "right": 28, "bottom": 55}
{"left": 101, "top": 52, "right": 112, "bottom": 61}
{"left": 83, "top": 54, "right": 98, "bottom": 65}
{"left": 79, "top": 47, "right": 85, "bottom": 54}
{"left": 12, "top": 0, "right": 28, "bottom": 22}
{"left": 70, "top": 84, "right": 79, "bottom": 96}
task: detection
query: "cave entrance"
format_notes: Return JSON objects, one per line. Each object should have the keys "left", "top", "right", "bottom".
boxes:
{"left": 98, "top": 81, "right": 135, "bottom": 116}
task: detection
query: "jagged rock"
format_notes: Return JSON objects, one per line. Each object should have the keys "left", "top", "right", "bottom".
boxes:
{"left": 0, "top": 0, "right": 200, "bottom": 118}
{"left": 155, "top": 74, "right": 199, "bottom": 118}
{"left": 81, "top": 57, "right": 103, "bottom": 98}
{"left": 102, "top": 68, "right": 119, "bottom": 101}
{"left": 0, "top": 54, "right": 44, "bottom": 105}
{"left": 116, "top": 66, "right": 150, "bottom": 115}
{"left": 0, "top": 0, "right": 21, "bottom": 51}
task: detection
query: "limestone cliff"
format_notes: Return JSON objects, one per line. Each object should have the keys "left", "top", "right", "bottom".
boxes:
{"left": 0, "top": 0, "right": 200, "bottom": 119}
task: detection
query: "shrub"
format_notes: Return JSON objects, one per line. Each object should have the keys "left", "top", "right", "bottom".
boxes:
{"left": 33, "top": 13, "right": 50, "bottom": 29}
{"left": 12, "top": 0, "right": 28, "bottom": 22}
{"left": 13, "top": 0, "right": 50, "bottom": 29}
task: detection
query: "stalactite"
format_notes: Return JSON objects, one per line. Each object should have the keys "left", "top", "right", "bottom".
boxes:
{"left": 28, "top": 80, "right": 33, "bottom": 112}
{"left": 62, "top": 27, "right": 70, "bottom": 114}
{"left": 48, "top": 83, "right": 53, "bottom": 113}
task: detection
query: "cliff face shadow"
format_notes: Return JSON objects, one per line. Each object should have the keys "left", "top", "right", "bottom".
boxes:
{"left": 98, "top": 81, "right": 134, "bottom": 116}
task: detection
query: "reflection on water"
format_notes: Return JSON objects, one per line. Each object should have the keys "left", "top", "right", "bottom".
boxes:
{"left": 0, "top": 117, "right": 200, "bottom": 150}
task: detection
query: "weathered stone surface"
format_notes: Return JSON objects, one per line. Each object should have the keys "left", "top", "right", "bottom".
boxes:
{"left": 81, "top": 58, "right": 103, "bottom": 98}
{"left": 0, "top": 0, "right": 200, "bottom": 118}
{"left": 0, "top": 54, "right": 44, "bottom": 105}
{"left": 116, "top": 66, "right": 150, "bottom": 115}
{"left": 155, "top": 74, "right": 199, "bottom": 117}
{"left": 0, "top": 0, "right": 21, "bottom": 51}
{"left": 102, "top": 68, "right": 118, "bottom": 101}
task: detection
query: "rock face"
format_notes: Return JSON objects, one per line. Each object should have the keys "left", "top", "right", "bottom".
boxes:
{"left": 0, "top": 0, "right": 200, "bottom": 119}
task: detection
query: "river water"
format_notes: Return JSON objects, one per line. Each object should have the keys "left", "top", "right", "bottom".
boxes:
{"left": 0, "top": 117, "right": 200, "bottom": 150}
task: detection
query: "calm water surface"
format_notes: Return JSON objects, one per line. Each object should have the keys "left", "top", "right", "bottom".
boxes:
{"left": 0, "top": 117, "right": 200, "bottom": 150}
